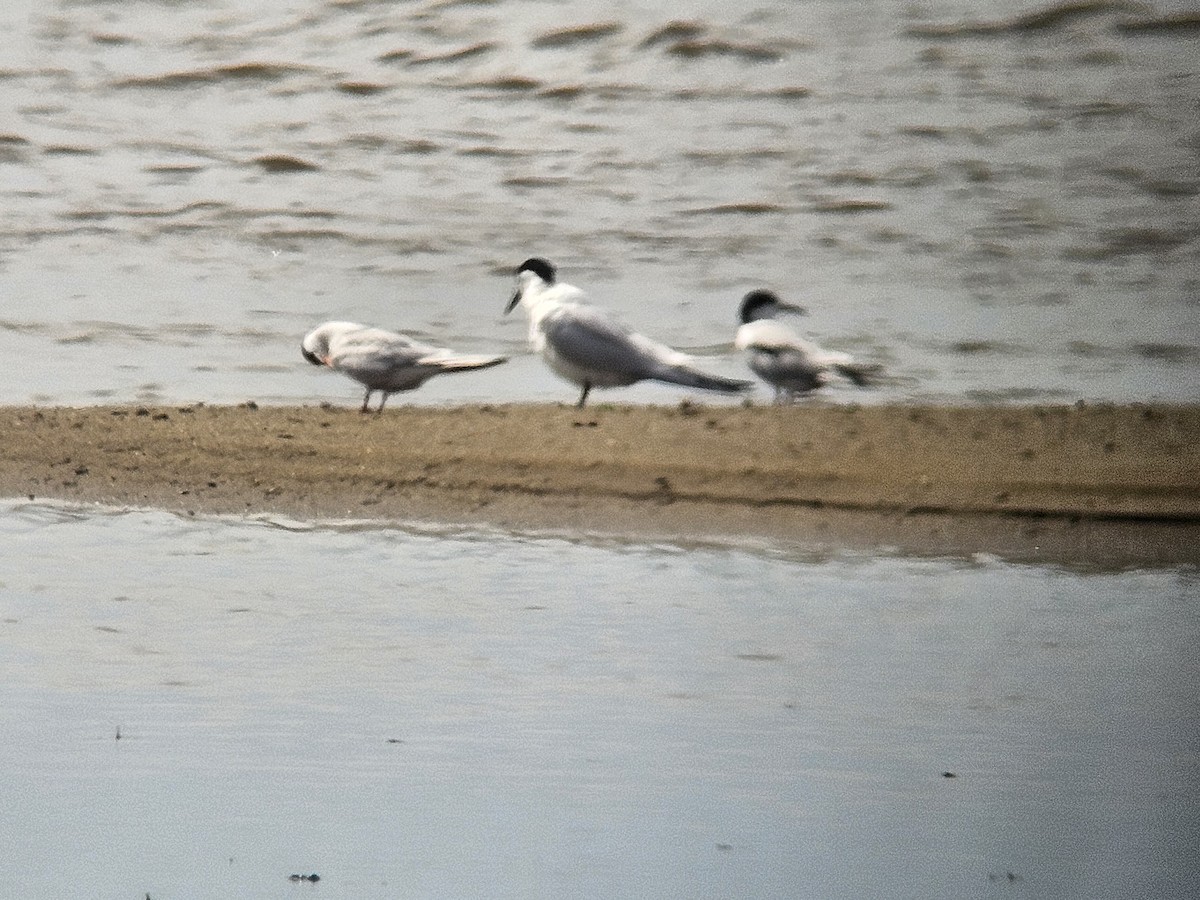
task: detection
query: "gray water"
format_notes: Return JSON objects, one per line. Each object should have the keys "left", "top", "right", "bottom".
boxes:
{"left": 1, "top": 0, "right": 1197, "bottom": 408}
{"left": 0, "top": 499, "right": 1197, "bottom": 899}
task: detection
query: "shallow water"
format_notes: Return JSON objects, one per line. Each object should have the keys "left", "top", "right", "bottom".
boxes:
{"left": 0, "top": 499, "right": 1196, "bottom": 898}
{"left": 0, "top": 0, "right": 1197, "bottom": 407}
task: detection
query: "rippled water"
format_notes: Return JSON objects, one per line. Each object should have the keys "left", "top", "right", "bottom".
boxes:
{"left": 0, "top": 0, "right": 1196, "bottom": 407}
{"left": 0, "top": 499, "right": 1197, "bottom": 898}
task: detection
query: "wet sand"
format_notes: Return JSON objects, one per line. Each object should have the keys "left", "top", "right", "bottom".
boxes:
{"left": 1, "top": 402, "right": 1197, "bottom": 563}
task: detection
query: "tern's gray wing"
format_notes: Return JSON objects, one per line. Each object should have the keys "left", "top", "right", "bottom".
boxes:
{"left": 540, "top": 305, "right": 665, "bottom": 380}
{"left": 749, "top": 348, "right": 826, "bottom": 392}
{"left": 330, "top": 329, "right": 431, "bottom": 383}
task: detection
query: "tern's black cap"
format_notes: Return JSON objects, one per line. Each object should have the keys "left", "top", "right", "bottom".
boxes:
{"left": 739, "top": 289, "right": 782, "bottom": 324}
{"left": 516, "top": 257, "right": 556, "bottom": 284}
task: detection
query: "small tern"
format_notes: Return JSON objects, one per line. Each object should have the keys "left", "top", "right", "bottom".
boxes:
{"left": 302, "top": 320, "right": 506, "bottom": 413}
{"left": 735, "top": 290, "right": 879, "bottom": 403}
{"left": 505, "top": 257, "right": 752, "bottom": 407}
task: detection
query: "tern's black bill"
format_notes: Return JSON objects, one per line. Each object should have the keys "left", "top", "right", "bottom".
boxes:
{"left": 302, "top": 347, "right": 323, "bottom": 366}
{"left": 504, "top": 291, "right": 520, "bottom": 314}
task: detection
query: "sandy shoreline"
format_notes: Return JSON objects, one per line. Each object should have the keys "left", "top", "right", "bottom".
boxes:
{"left": 1, "top": 402, "right": 1197, "bottom": 563}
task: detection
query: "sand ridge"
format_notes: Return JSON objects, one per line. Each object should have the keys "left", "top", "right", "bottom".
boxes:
{"left": 1, "top": 402, "right": 1197, "bottom": 561}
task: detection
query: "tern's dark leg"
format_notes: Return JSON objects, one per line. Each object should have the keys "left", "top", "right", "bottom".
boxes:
{"left": 576, "top": 382, "right": 591, "bottom": 408}
{"left": 377, "top": 392, "right": 389, "bottom": 414}
{"left": 360, "top": 389, "right": 372, "bottom": 413}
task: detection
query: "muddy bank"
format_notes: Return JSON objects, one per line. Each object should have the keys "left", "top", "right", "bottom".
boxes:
{"left": 1, "top": 403, "right": 1197, "bottom": 562}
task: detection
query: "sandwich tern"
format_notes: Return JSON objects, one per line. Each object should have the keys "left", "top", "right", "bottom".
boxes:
{"left": 302, "top": 320, "right": 506, "bottom": 412}
{"left": 735, "top": 290, "right": 879, "bottom": 402}
{"left": 505, "top": 257, "right": 752, "bottom": 407}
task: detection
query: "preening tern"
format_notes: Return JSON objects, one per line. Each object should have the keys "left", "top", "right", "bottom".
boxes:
{"left": 302, "top": 320, "right": 506, "bottom": 412}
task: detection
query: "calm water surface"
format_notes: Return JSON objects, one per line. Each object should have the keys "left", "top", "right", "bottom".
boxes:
{"left": 0, "top": 0, "right": 1197, "bottom": 407}
{"left": 0, "top": 499, "right": 1196, "bottom": 898}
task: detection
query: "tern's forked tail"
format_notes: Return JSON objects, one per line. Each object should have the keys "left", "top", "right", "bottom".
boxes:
{"left": 426, "top": 354, "right": 508, "bottom": 372}
{"left": 653, "top": 366, "right": 753, "bottom": 394}
{"left": 833, "top": 361, "right": 882, "bottom": 387}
